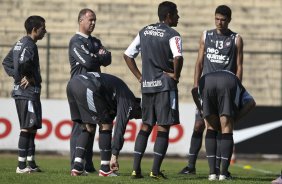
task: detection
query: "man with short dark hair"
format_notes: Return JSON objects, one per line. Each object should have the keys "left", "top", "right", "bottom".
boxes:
{"left": 2, "top": 15, "right": 47, "bottom": 174}
{"left": 180, "top": 4, "right": 244, "bottom": 177}
{"left": 123, "top": 1, "right": 183, "bottom": 179}
{"left": 68, "top": 8, "right": 111, "bottom": 174}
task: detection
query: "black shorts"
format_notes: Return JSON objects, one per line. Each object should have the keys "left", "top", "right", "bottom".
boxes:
{"left": 199, "top": 71, "right": 241, "bottom": 118}
{"left": 66, "top": 77, "right": 115, "bottom": 125}
{"left": 142, "top": 90, "right": 179, "bottom": 126}
{"left": 15, "top": 99, "right": 42, "bottom": 129}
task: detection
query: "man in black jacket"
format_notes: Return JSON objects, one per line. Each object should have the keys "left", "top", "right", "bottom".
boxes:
{"left": 68, "top": 8, "right": 111, "bottom": 174}
{"left": 2, "top": 15, "right": 47, "bottom": 174}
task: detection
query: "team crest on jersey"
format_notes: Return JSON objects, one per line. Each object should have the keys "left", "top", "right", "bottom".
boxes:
{"left": 224, "top": 38, "right": 232, "bottom": 47}
{"left": 207, "top": 32, "right": 214, "bottom": 36}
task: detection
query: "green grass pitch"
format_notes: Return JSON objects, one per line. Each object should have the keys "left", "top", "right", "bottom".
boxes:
{"left": 0, "top": 153, "right": 280, "bottom": 184}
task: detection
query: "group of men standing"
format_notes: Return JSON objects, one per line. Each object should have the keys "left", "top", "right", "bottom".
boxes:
{"left": 2, "top": 0, "right": 261, "bottom": 181}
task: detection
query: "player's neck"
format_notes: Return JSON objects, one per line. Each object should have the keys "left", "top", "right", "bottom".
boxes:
{"left": 27, "top": 34, "right": 37, "bottom": 43}
{"left": 216, "top": 28, "right": 230, "bottom": 35}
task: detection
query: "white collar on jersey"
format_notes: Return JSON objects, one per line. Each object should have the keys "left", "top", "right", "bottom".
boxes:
{"left": 76, "top": 32, "right": 89, "bottom": 39}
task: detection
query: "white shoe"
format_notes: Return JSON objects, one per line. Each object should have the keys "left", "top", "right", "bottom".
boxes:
{"left": 28, "top": 166, "right": 42, "bottom": 172}
{"left": 208, "top": 174, "right": 218, "bottom": 181}
{"left": 219, "top": 174, "right": 232, "bottom": 181}
{"left": 16, "top": 167, "right": 31, "bottom": 174}
{"left": 99, "top": 170, "right": 118, "bottom": 177}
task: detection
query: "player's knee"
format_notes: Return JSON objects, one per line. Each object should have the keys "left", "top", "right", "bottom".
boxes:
{"left": 141, "top": 123, "right": 152, "bottom": 133}
{"left": 157, "top": 125, "right": 170, "bottom": 132}
{"left": 81, "top": 123, "right": 96, "bottom": 134}
{"left": 21, "top": 128, "right": 37, "bottom": 133}
{"left": 99, "top": 123, "right": 113, "bottom": 131}
{"left": 86, "top": 124, "right": 96, "bottom": 134}
{"left": 220, "top": 116, "right": 234, "bottom": 132}
{"left": 194, "top": 120, "right": 205, "bottom": 132}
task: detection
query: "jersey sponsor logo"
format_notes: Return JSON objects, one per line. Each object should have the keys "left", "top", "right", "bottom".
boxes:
{"left": 175, "top": 36, "right": 181, "bottom": 53}
{"left": 144, "top": 26, "right": 165, "bottom": 37}
{"left": 73, "top": 47, "right": 86, "bottom": 63}
{"left": 14, "top": 46, "right": 21, "bottom": 51}
{"left": 142, "top": 80, "right": 162, "bottom": 88}
{"left": 14, "top": 41, "right": 23, "bottom": 51}
{"left": 206, "top": 47, "right": 229, "bottom": 64}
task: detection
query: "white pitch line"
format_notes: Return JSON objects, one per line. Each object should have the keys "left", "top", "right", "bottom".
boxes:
{"left": 233, "top": 163, "right": 277, "bottom": 174}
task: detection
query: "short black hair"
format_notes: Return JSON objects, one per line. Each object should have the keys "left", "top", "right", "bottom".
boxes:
{"left": 24, "top": 15, "right": 45, "bottom": 34}
{"left": 158, "top": 1, "right": 177, "bottom": 22}
{"left": 78, "top": 8, "right": 95, "bottom": 23}
{"left": 215, "top": 5, "right": 232, "bottom": 19}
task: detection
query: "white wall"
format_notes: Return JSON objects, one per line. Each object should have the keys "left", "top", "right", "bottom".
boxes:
{"left": 0, "top": 98, "right": 196, "bottom": 156}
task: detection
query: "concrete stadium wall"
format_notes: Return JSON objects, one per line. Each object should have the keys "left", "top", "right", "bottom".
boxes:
{"left": 0, "top": 0, "right": 282, "bottom": 105}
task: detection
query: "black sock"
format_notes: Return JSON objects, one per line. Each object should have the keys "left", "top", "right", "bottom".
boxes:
{"left": 220, "top": 133, "right": 233, "bottom": 176}
{"left": 18, "top": 131, "right": 30, "bottom": 169}
{"left": 215, "top": 132, "right": 222, "bottom": 173}
{"left": 152, "top": 131, "right": 169, "bottom": 175}
{"left": 99, "top": 130, "right": 112, "bottom": 172}
{"left": 188, "top": 131, "right": 203, "bottom": 169}
{"left": 73, "top": 130, "right": 90, "bottom": 171}
{"left": 27, "top": 133, "right": 37, "bottom": 168}
{"left": 85, "top": 133, "right": 95, "bottom": 171}
{"left": 133, "top": 130, "right": 150, "bottom": 173}
{"left": 205, "top": 129, "right": 217, "bottom": 174}
{"left": 70, "top": 122, "right": 79, "bottom": 170}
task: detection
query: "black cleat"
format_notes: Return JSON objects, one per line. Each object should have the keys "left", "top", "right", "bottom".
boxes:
{"left": 131, "top": 170, "right": 144, "bottom": 179}
{"left": 178, "top": 166, "right": 196, "bottom": 174}
{"left": 150, "top": 171, "right": 168, "bottom": 179}
{"left": 29, "top": 166, "right": 42, "bottom": 172}
{"left": 85, "top": 167, "right": 97, "bottom": 173}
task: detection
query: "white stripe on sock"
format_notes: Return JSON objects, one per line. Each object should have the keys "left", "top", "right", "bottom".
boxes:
{"left": 206, "top": 155, "right": 216, "bottom": 158}
{"left": 134, "top": 151, "right": 142, "bottom": 155}
{"left": 18, "top": 157, "right": 26, "bottom": 162}
{"left": 27, "top": 155, "right": 34, "bottom": 161}
{"left": 76, "top": 146, "right": 85, "bottom": 150}
{"left": 101, "top": 160, "right": 110, "bottom": 165}
{"left": 221, "top": 156, "right": 229, "bottom": 160}
{"left": 74, "top": 157, "right": 83, "bottom": 163}
{"left": 154, "top": 151, "right": 163, "bottom": 156}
